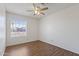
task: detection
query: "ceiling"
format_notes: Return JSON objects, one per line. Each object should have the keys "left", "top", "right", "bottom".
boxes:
{"left": 0, "top": 3, "right": 78, "bottom": 19}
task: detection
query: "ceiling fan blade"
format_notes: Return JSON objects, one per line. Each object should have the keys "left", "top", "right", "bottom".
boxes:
{"left": 33, "top": 3, "right": 36, "bottom": 9}
{"left": 27, "top": 10, "right": 33, "bottom": 12}
{"left": 33, "top": 12, "right": 45, "bottom": 16}
{"left": 41, "top": 3, "right": 46, "bottom": 6}
{"left": 41, "top": 3, "right": 48, "bottom": 6}
{"left": 41, "top": 7, "right": 48, "bottom": 11}
{"left": 42, "top": 13, "right": 45, "bottom": 15}
{"left": 33, "top": 13, "right": 36, "bottom": 15}
{"left": 40, "top": 12, "right": 45, "bottom": 15}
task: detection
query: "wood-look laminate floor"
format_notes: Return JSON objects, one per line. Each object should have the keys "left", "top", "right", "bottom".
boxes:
{"left": 4, "top": 40, "right": 79, "bottom": 56}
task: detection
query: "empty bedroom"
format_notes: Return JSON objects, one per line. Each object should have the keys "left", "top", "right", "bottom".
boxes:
{"left": 0, "top": 3, "right": 79, "bottom": 56}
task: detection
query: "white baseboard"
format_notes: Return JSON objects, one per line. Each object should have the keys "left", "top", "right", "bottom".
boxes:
{"left": 40, "top": 39, "right": 79, "bottom": 54}
{"left": 7, "top": 40, "right": 38, "bottom": 47}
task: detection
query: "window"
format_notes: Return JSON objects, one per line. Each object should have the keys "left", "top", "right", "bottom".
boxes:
{"left": 11, "top": 17, "right": 27, "bottom": 37}
{"left": 11, "top": 20, "right": 26, "bottom": 32}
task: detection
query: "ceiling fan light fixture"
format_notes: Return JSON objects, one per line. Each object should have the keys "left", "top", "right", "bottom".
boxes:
{"left": 34, "top": 10, "right": 41, "bottom": 15}
{"left": 27, "top": 3, "right": 48, "bottom": 16}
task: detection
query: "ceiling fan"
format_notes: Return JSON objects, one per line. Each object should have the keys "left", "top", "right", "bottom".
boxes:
{"left": 27, "top": 3, "right": 48, "bottom": 16}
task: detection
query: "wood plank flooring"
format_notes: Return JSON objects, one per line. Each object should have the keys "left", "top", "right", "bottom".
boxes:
{"left": 4, "top": 40, "right": 79, "bottom": 56}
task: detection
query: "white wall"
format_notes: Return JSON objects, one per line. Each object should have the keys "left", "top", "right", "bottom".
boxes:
{"left": 0, "top": 5, "right": 6, "bottom": 56}
{"left": 39, "top": 5, "right": 79, "bottom": 54}
{"left": 6, "top": 12, "right": 38, "bottom": 46}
